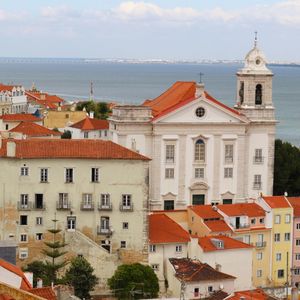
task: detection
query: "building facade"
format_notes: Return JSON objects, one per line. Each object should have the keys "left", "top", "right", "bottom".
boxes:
{"left": 109, "top": 43, "right": 276, "bottom": 210}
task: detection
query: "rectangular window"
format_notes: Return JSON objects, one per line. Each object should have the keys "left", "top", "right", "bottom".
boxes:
{"left": 65, "top": 168, "right": 73, "bottom": 183}
{"left": 244, "top": 235, "right": 251, "bottom": 244}
{"left": 58, "top": 193, "right": 69, "bottom": 209}
{"left": 297, "top": 223, "right": 300, "bottom": 230}
{"left": 276, "top": 253, "right": 282, "bottom": 261}
{"left": 91, "top": 168, "right": 99, "bottom": 182}
{"left": 40, "top": 168, "right": 48, "bottom": 183}
{"left": 195, "top": 168, "right": 204, "bottom": 179}
{"left": 274, "top": 233, "right": 280, "bottom": 242}
{"left": 253, "top": 175, "right": 262, "bottom": 189}
{"left": 275, "top": 215, "right": 281, "bottom": 224}
{"left": 251, "top": 218, "right": 256, "bottom": 224}
{"left": 285, "top": 233, "right": 290, "bottom": 241}
{"left": 35, "top": 194, "right": 44, "bottom": 209}
{"left": 120, "top": 241, "right": 126, "bottom": 248}
{"left": 164, "top": 200, "right": 174, "bottom": 210}
{"left": 257, "top": 252, "right": 263, "bottom": 260}
{"left": 20, "top": 234, "right": 27, "bottom": 242}
{"left": 296, "top": 239, "right": 300, "bottom": 246}
{"left": 259, "top": 218, "right": 265, "bottom": 224}
{"left": 257, "top": 270, "right": 262, "bottom": 278}
{"left": 123, "top": 222, "right": 129, "bottom": 229}
{"left": 254, "top": 149, "right": 263, "bottom": 163}
{"left": 165, "top": 145, "right": 175, "bottom": 163}
{"left": 20, "top": 194, "right": 29, "bottom": 209}
{"left": 19, "top": 248, "right": 28, "bottom": 260}
{"left": 101, "top": 194, "right": 111, "bottom": 207}
{"left": 36, "top": 217, "right": 42, "bottom": 225}
{"left": 122, "top": 194, "right": 132, "bottom": 208}
{"left": 175, "top": 245, "right": 182, "bottom": 253}
{"left": 36, "top": 233, "right": 43, "bottom": 241}
{"left": 84, "top": 132, "right": 89, "bottom": 139}
{"left": 149, "top": 245, "right": 156, "bottom": 253}
{"left": 165, "top": 168, "right": 174, "bottom": 179}
{"left": 20, "top": 215, "right": 28, "bottom": 225}
{"left": 295, "top": 269, "right": 300, "bottom": 275}
{"left": 225, "top": 144, "right": 233, "bottom": 163}
{"left": 278, "top": 269, "right": 284, "bottom": 278}
{"left": 208, "top": 286, "right": 213, "bottom": 293}
{"left": 285, "top": 214, "right": 291, "bottom": 224}
{"left": 296, "top": 254, "right": 300, "bottom": 261}
{"left": 194, "top": 288, "right": 199, "bottom": 298}
{"left": 224, "top": 167, "right": 233, "bottom": 178}
{"left": 20, "top": 167, "right": 28, "bottom": 176}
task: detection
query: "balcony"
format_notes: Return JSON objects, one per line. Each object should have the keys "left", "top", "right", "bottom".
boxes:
{"left": 80, "top": 202, "right": 95, "bottom": 211}
{"left": 98, "top": 203, "right": 112, "bottom": 211}
{"left": 231, "top": 223, "right": 250, "bottom": 230}
{"left": 33, "top": 203, "right": 46, "bottom": 210}
{"left": 56, "top": 201, "right": 71, "bottom": 210}
{"left": 253, "top": 156, "right": 264, "bottom": 164}
{"left": 253, "top": 183, "right": 262, "bottom": 190}
{"left": 255, "top": 241, "right": 266, "bottom": 248}
{"left": 97, "top": 226, "right": 112, "bottom": 236}
{"left": 119, "top": 203, "right": 134, "bottom": 212}
{"left": 17, "top": 202, "right": 33, "bottom": 211}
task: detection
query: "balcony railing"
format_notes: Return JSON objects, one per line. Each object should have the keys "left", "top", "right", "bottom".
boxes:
{"left": 253, "top": 156, "right": 264, "bottom": 164}
{"left": 255, "top": 241, "right": 266, "bottom": 248}
{"left": 56, "top": 201, "right": 71, "bottom": 210}
{"left": 17, "top": 201, "right": 33, "bottom": 210}
{"left": 231, "top": 223, "right": 250, "bottom": 230}
{"left": 253, "top": 183, "right": 262, "bottom": 190}
{"left": 97, "top": 225, "right": 112, "bottom": 236}
{"left": 33, "top": 203, "right": 46, "bottom": 210}
{"left": 80, "top": 202, "right": 95, "bottom": 211}
{"left": 98, "top": 203, "right": 112, "bottom": 211}
{"left": 119, "top": 203, "right": 134, "bottom": 212}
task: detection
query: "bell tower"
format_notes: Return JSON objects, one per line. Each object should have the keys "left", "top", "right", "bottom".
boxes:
{"left": 235, "top": 34, "right": 275, "bottom": 121}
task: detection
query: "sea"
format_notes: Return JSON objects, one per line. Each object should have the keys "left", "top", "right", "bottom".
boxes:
{"left": 0, "top": 59, "right": 299, "bottom": 146}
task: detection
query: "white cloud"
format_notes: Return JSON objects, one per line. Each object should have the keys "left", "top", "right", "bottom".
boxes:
{"left": 41, "top": 5, "right": 79, "bottom": 21}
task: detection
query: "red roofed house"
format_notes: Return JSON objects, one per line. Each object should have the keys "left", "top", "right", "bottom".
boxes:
{"left": 166, "top": 258, "right": 235, "bottom": 299}
{"left": 0, "top": 84, "right": 28, "bottom": 115}
{"left": 148, "top": 213, "right": 190, "bottom": 289}
{"left": 0, "top": 138, "right": 150, "bottom": 287}
{"left": 226, "top": 289, "right": 278, "bottom": 300}
{"left": 189, "top": 235, "right": 253, "bottom": 291}
{"left": 67, "top": 115, "right": 109, "bottom": 140}
{"left": 108, "top": 42, "right": 276, "bottom": 210}
{"left": 0, "top": 114, "right": 42, "bottom": 132}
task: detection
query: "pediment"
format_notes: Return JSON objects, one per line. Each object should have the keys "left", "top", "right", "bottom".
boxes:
{"left": 189, "top": 182, "right": 209, "bottom": 191}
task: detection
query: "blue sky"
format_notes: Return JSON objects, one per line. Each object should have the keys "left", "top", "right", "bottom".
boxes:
{"left": 0, "top": 0, "right": 299, "bottom": 61}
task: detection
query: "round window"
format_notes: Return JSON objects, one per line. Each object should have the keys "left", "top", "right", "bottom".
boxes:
{"left": 256, "top": 58, "right": 261, "bottom": 65}
{"left": 195, "top": 107, "right": 205, "bottom": 118}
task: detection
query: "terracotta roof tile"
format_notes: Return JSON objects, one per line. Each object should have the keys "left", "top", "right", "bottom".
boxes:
{"left": 149, "top": 214, "right": 190, "bottom": 244}
{"left": 9, "top": 122, "right": 61, "bottom": 137}
{"left": 169, "top": 258, "right": 235, "bottom": 282}
{"left": 287, "top": 197, "right": 300, "bottom": 217}
{"left": 203, "top": 290, "right": 228, "bottom": 300}
{"left": 0, "top": 114, "right": 41, "bottom": 122}
{"left": 189, "top": 205, "right": 222, "bottom": 219}
{"left": 262, "top": 196, "right": 291, "bottom": 209}
{"left": 0, "top": 139, "right": 150, "bottom": 160}
{"left": 218, "top": 203, "right": 265, "bottom": 217}
{"left": 29, "top": 287, "right": 57, "bottom": 300}
{"left": 0, "top": 84, "right": 19, "bottom": 92}
{"left": 198, "top": 235, "right": 252, "bottom": 252}
{"left": 204, "top": 220, "right": 232, "bottom": 233}
{"left": 227, "top": 289, "right": 278, "bottom": 300}
{"left": 70, "top": 117, "right": 109, "bottom": 130}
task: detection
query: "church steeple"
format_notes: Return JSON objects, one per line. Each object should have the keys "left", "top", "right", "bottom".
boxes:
{"left": 234, "top": 35, "right": 275, "bottom": 121}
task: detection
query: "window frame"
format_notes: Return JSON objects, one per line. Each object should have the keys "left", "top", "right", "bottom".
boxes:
{"left": 40, "top": 168, "right": 48, "bottom": 183}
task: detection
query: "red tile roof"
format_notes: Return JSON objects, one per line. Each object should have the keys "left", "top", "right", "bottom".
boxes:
{"left": 0, "top": 84, "right": 19, "bottom": 92}
{"left": 0, "top": 139, "right": 150, "bottom": 160}
{"left": 218, "top": 203, "right": 265, "bottom": 217}
{"left": 29, "top": 287, "right": 57, "bottom": 300}
{"left": 204, "top": 220, "right": 232, "bottom": 233}
{"left": 198, "top": 235, "right": 252, "bottom": 252}
{"left": 227, "top": 289, "right": 278, "bottom": 300}
{"left": 169, "top": 258, "right": 235, "bottom": 282}
{"left": 0, "top": 259, "right": 32, "bottom": 290}
{"left": 287, "top": 197, "right": 300, "bottom": 217}
{"left": 262, "top": 196, "right": 291, "bottom": 209}
{"left": 9, "top": 122, "right": 61, "bottom": 137}
{"left": 70, "top": 117, "right": 109, "bottom": 130}
{"left": 149, "top": 214, "right": 190, "bottom": 244}
{"left": 189, "top": 205, "right": 222, "bottom": 219}
{"left": 26, "top": 91, "right": 64, "bottom": 108}
{"left": 142, "top": 81, "right": 241, "bottom": 121}
{"left": 0, "top": 114, "right": 41, "bottom": 122}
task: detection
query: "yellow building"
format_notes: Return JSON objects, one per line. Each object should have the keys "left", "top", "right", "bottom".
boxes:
{"left": 257, "top": 196, "right": 293, "bottom": 287}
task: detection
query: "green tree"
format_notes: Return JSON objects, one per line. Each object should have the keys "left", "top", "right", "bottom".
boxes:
{"left": 61, "top": 130, "right": 72, "bottom": 139}
{"left": 76, "top": 100, "right": 110, "bottom": 119}
{"left": 64, "top": 256, "right": 98, "bottom": 299}
{"left": 108, "top": 263, "right": 159, "bottom": 299}
{"left": 23, "top": 261, "right": 49, "bottom": 287}
{"left": 273, "top": 139, "right": 300, "bottom": 196}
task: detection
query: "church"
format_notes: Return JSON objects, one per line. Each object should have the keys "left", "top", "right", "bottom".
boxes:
{"left": 109, "top": 41, "right": 276, "bottom": 210}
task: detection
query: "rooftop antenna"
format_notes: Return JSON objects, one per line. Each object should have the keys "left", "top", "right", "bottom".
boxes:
{"left": 254, "top": 31, "right": 258, "bottom": 47}
{"left": 198, "top": 72, "right": 204, "bottom": 84}
{"left": 89, "top": 81, "right": 94, "bottom": 101}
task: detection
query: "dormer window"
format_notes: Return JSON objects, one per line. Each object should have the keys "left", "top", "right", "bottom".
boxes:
{"left": 255, "top": 84, "right": 262, "bottom": 105}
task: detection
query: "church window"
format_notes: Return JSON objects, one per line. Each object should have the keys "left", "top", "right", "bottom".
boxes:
{"left": 164, "top": 200, "right": 174, "bottom": 210}
{"left": 224, "top": 168, "right": 233, "bottom": 178}
{"left": 195, "top": 168, "right": 204, "bottom": 179}
{"left": 195, "top": 139, "right": 205, "bottom": 162}
{"left": 225, "top": 144, "right": 234, "bottom": 163}
{"left": 255, "top": 84, "right": 262, "bottom": 105}
{"left": 165, "top": 168, "right": 174, "bottom": 179}
{"left": 239, "top": 81, "right": 244, "bottom": 104}
{"left": 165, "top": 145, "right": 175, "bottom": 163}
{"left": 195, "top": 107, "right": 205, "bottom": 118}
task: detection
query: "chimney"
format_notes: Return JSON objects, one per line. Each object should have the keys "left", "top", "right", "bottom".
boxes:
{"left": 37, "top": 278, "right": 43, "bottom": 288}
{"left": 195, "top": 83, "right": 205, "bottom": 98}
{"left": 7, "top": 141, "right": 16, "bottom": 157}
{"left": 89, "top": 111, "right": 94, "bottom": 119}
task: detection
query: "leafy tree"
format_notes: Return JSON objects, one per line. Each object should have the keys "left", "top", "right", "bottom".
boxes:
{"left": 273, "top": 139, "right": 300, "bottom": 196}
{"left": 23, "top": 261, "right": 49, "bottom": 287}
{"left": 108, "top": 263, "right": 159, "bottom": 299}
{"left": 64, "top": 256, "right": 98, "bottom": 299}
{"left": 76, "top": 100, "right": 110, "bottom": 119}
{"left": 61, "top": 130, "right": 72, "bottom": 139}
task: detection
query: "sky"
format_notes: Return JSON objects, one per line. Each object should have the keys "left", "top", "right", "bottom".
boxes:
{"left": 0, "top": 0, "right": 300, "bottom": 61}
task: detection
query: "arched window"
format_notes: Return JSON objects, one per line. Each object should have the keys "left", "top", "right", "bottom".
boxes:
{"left": 195, "top": 139, "right": 205, "bottom": 162}
{"left": 255, "top": 84, "right": 262, "bottom": 105}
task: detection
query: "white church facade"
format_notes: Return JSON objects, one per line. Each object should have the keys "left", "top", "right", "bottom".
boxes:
{"left": 109, "top": 43, "right": 276, "bottom": 210}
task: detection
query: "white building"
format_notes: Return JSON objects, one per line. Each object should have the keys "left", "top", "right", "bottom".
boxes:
{"left": 109, "top": 42, "right": 276, "bottom": 210}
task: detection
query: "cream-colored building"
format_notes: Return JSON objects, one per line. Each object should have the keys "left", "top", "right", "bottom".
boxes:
{"left": 109, "top": 42, "right": 276, "bottom": 210}
{"left": 0, "top": 138, "right": 150, "bottom": 287}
